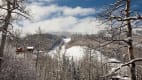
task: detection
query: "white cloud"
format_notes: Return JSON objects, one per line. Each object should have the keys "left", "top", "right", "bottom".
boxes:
{"left": 14, "top": 16, "right": 77, "bottom": 34}
{"left": 27, "top": 4, "right": 59, "bottom": 21}
{"left": 63, "top": 6, "right": 95, "bottom": 16}
{"left": 14, "top": 16, "right": 106, "bottom": 36}
{"left": 68, "top": 17, "right": 106, "bottom": 34}
{"left": 27, "top": 4, "right": 95, "bottom": 21}
{"left": 13, "top": 2, "right": 106, "bottom": 36}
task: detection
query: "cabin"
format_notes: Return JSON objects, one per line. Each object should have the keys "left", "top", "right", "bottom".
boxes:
{"left": 16, "top": 46, "right": 35, "bottom": 54}
{"left": 16, "top": 47, "right": 24, "bottom": 54}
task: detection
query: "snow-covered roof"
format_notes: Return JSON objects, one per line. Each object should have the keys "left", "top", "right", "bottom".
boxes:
{"left": 27, "top": 46, "right": 34, "bottom": 49}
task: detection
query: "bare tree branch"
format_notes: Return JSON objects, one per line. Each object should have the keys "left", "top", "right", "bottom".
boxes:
{"left": 102, "top": 58, "right": 142, "bottom": 78}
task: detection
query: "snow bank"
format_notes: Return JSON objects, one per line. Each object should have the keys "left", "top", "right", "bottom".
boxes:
{"left": 65, "top": 46, "right": 85, "bottom": 60}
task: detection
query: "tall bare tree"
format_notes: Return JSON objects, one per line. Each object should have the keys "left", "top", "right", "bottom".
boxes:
{"left": 99, "top": 0, "right": 142, "bottom": 80}
{"left": 0, "top": 0, "right": 29, "bottom": 70}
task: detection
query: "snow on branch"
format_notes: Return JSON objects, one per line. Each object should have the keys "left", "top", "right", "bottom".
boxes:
{"left": 102, "top": 58, "right": 142, "bottom": 78}
{"left": 109, "top": 16, "right": 142, "bottom": 21}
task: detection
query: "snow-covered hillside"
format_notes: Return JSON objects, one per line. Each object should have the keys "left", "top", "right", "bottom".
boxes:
{"left": 48, "top": 37, "right": 86, "bottom": 60}
{"left": 65, "top": 46, "right": 85, "bottom": 60}
{"left": 48, "top": 37, "right": 130, "bottom": 79}
{"left": 48, "top": 37, "right": 118, "bottom": 62}
{"left": 15, "top": 36, "right": 130, "bottom": 79}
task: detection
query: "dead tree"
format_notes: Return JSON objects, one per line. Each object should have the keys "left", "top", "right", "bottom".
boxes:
{"left": 0, "top": 0, "right": 29, "bottom": 70}
{"left": 98, "top": 0, "right": 142, "bottom": 80}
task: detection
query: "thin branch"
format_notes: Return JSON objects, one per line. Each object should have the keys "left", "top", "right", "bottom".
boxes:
{"left": 12, "top": 11, "right": 30, "bottom": 19}
{"left": 95, "top": 41, "right": 114, "bottom": 49}
{"left": 109, "top": 16, "right": 142, "bottom": 21}
{"left": 102, "top": 58, "right": 142, "bottom": 78}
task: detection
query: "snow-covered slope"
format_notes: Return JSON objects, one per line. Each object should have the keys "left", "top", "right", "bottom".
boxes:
{"left": 65, "top": 46, "right": 86, "bottom": 60}
{"left": 48, "top": 37, "right": 119, "bottom": 62}
{"left": 48, "top": 37, "right": 85, "bottom": 60}
{"left": 48, "top": 37, "right": 130, "bottom": 79}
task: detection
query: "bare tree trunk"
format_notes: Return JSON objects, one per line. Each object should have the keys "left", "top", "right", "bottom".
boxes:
{"left": 126, "top": 0, "right": 136, "bottom": 80}
{"left": 0, "top": 2, "right": 11, "bottom": 70}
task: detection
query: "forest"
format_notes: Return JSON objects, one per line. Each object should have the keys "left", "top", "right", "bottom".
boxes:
{"left": 0, "top": 0, "right": 142, "bottom": 80}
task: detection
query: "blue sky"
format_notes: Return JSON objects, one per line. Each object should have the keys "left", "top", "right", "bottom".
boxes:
{"left": 30, "top": 0, "right": 117, "bottom": 7}
{"left": 13, "top": 0, "right": 142, "bottom": 36}
{"left": 27, "top": 0, "right": 142, "bottom": 10}
{"left": 54, "top": 0, "right": 114, "bottom": 8}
